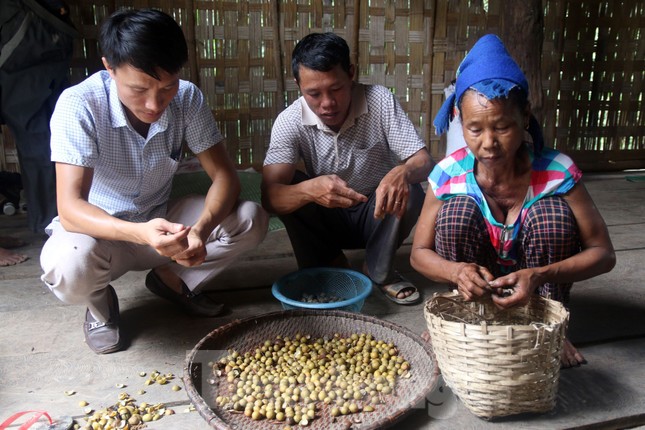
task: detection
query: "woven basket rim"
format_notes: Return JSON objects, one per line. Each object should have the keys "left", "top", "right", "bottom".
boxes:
{"left": 424, "top": 291, "right": 569, "bottom": 328}
{"left": 183, "top": 309, "right": 438, "bottom": 430}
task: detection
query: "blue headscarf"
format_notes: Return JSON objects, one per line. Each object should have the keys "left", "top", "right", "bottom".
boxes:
{"left": 433, "top": 34, "right": 529, "bottom": 136}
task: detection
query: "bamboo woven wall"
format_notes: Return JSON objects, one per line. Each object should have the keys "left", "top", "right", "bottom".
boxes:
{"left": 3, "top": 0, "right": 642, "bottom": 172}
{"left": 542, "top": 0, "right": 645, "bottom": 170}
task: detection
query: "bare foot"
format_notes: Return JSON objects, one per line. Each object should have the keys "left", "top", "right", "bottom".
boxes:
{"left": 561, "top": 338, "right": 587, "bottom": 368}
{"left": 0, "top": 247, "right": 28, "bottom": 266}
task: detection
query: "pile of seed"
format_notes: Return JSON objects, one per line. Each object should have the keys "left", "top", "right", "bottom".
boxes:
{"left": 212, "top": 333, "right": 411, "bottom": 426}
{"left": 79, "top": 392, "right": 174, "bottom": 430}
{"left": 300, "top": 292, "right": 342, "bottom": 303}
{"left": 67, "top": 370, "right": 187, "bottom": 430}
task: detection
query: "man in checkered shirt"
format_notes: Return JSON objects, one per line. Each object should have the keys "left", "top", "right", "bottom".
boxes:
{"left": 262, "top": 33, "right": 433, "bottom": 305}
{"left": 40, "top": 9, "right": 268, "bottom": 354}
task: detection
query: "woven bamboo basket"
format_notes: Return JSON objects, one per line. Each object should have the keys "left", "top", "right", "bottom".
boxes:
{"left": 424, "top": 291, "right": 569, "bottom": 419}
{"left": 185, "top": 310, "right": 439, "bottom": 429}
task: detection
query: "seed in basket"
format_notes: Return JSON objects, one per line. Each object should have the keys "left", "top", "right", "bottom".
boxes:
{"left": 301, "top": 292, "right": 342, "bottom": 303}
{"left": 486, "top": 281, "right": 514, "bottom": 298}
{"left": 493, "top": 287, "right": 514, "bottom": 298}
{"left": 212, "top": 332, "right": 411, "bottom": 425}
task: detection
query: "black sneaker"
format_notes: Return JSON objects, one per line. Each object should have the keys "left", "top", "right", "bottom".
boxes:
{"left": 145, "top": 270, "right": 224, "bottom": 317}
{"left": 83, "top": 285, "right": 122, "bottom": 354}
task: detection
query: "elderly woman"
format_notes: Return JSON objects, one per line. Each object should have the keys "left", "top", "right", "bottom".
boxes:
{"left": 411, "top": 35, "right": 616, "bottom": 368}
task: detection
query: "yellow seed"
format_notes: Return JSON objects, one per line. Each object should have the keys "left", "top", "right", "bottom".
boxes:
{"left": 64, "top": 390, "right": 76, "bottom": 396}
{"left": 139, "top": 372, "right": 146, "bottom": 377}
{"left": 78, "top": 400, "right": 88, "bottom": 407}
{"left": 171, "top": 385, "right": 181, "bottom": 391}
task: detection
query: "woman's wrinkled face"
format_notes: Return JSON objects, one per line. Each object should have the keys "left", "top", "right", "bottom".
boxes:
{"left": 460, "top": 90, "right": 529, "bottom": 166}
{"left": 297, "top": 64, "right": 354, "bottom": 132}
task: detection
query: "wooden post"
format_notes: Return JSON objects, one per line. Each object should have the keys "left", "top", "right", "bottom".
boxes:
{"left": 271, "top": 0, "right": 286, "bottom": 111}
{"left": 500, "top": 0, "right": 544, "bottom": 122}
{"left": 184, "top": 0, "right": 199, "bottom": 87}
{"left": 352, "top": 0, "right": 361, "bottom": 80}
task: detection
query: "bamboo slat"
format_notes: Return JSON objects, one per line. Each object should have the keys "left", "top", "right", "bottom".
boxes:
{"left": 6, "top": 0, "right": 641, "bottom": 172}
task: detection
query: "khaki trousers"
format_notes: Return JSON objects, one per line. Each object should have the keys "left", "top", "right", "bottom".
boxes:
{"left": 40, "top": 196, "right": 268, "bottom": 321}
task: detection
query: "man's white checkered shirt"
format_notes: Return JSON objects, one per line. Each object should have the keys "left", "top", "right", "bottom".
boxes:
{"left": 49, "top": 71, "right": 223, "bottom": 223}
{"left": 264, "top": 83, "right": 426, "bottom": 196}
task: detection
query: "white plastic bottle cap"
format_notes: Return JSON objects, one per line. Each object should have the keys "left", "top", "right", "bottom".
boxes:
{"left": 3, "top": 202, "right": 16, "bottom": 216}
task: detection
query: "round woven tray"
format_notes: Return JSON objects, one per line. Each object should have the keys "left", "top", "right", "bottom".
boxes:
{"left": 424, "top": 292, "right": 568, "bottom": 419}
{"left": 184, "top": 310, "right": 438, "bottom": 430}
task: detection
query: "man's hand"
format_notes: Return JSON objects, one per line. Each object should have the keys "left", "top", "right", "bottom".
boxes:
{"left": 145, "top": 218, "right": 191, "bottom": 258}
{"left": 310, "top": 175, "right": 367, "bottom": 208}
{"left": 374, "top": 165, "right": 410, "bottom": 219}
{"left": 172, "top": 229, "right": 208, "bottom": 267}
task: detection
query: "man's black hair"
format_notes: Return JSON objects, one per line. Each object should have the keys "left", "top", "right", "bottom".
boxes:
{"left": 291, "top": 32, "right": 351, "bottom": 83}
{"left": 99, "top": 8, "right": 187, "bottom": 79}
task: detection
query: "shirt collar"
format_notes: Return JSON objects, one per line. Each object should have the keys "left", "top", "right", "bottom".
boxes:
{"left": 299, "top": 83, "right": 368, "bottom": 132}
{"left": 108, "top": 78, "right": 128, "bottom": 128}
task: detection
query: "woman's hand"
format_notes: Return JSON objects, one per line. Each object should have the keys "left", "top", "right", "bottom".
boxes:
{"left": 453, "top": 262, "right": 496, "bottom": 301}
{"left": 489, "top": 268, "right": 544, "bottom": 308}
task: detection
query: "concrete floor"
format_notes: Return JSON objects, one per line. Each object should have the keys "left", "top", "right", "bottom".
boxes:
{"left": 1, "top": 173, "right": 644, "bottom": 429}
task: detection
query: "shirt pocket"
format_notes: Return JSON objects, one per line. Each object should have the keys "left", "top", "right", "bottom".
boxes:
{"left": 140, "top": 155, "right": 179, "bottom": 197}
{"left": 353, "top": 138, "right": 382, "bottom": 154}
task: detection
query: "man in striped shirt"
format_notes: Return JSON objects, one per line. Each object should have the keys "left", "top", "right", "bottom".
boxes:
{"left": 262, "top": 33, "right": 432, "bottom": 305}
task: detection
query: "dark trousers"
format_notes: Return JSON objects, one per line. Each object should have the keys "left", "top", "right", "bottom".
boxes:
{"left": 1, "top": 92, "right": 60, "bottom": 232}
{"left": 1, "top": 0, "right": 74, "bottom": 233}
{"left": 0, "top": 171, "right": 22, "bottom": 204}
{"left": 434, "top": 195, "right": 581, "bottom": 305}
{"left": 279, "top": 171, "right": 425, "bottom": 284}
